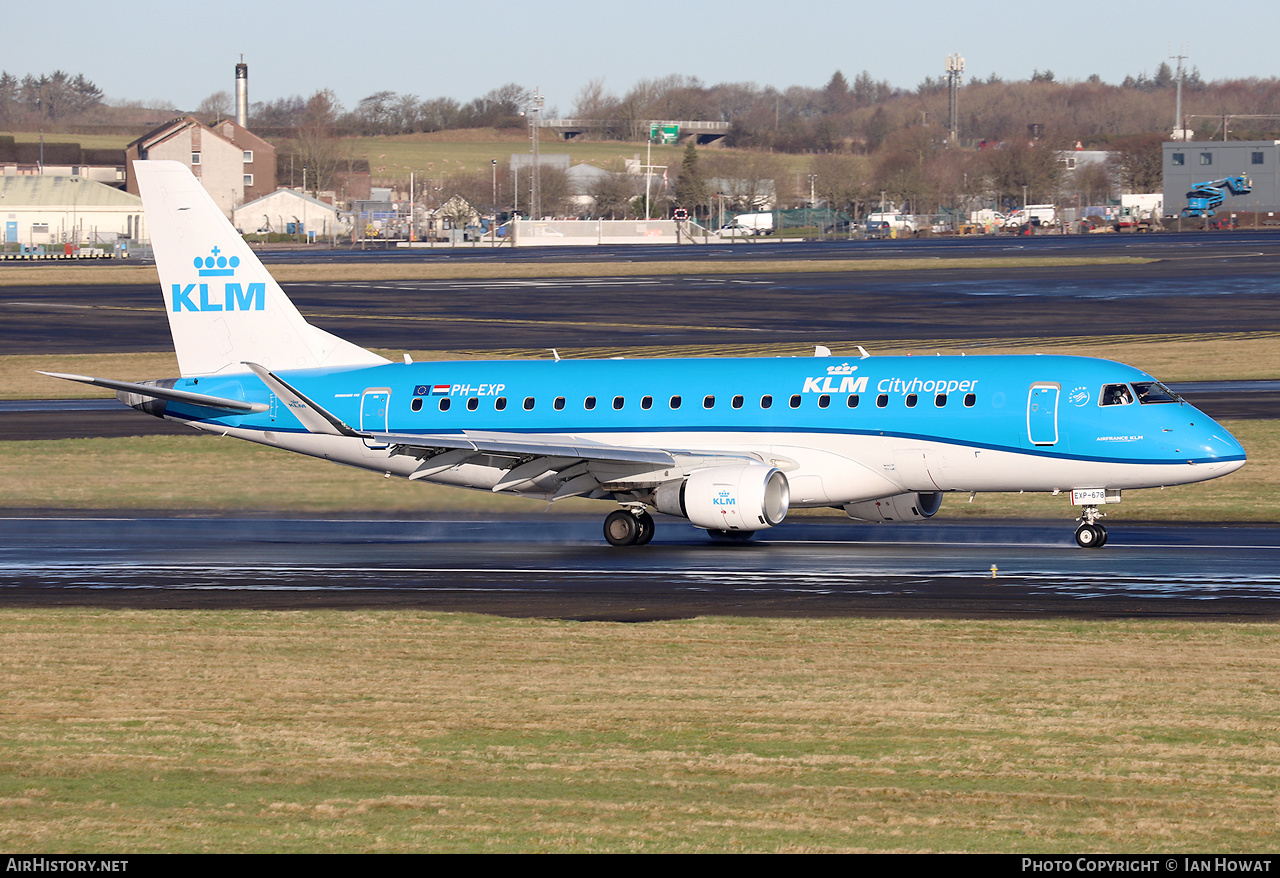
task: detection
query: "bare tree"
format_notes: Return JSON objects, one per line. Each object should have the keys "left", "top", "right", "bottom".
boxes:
{"left": 1108, "top": 133, "right": 1164, "bottom": 192}
{"left": 588, "top": 171, "right": 640, "bottom": 219}
{"left": 703, "top": 152, "right": 784, "bottom": 212}
{"left": 197, "top": 91, "right": 232, "bottom": 122}
{"left": 294, "top": 90, "right": 343, "bottom": 193}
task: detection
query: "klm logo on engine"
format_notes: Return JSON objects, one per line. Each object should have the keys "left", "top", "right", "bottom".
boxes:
{"left": 171, "top": 246, "right": 265, "bottom": 312}
{"left": 713, "top": 490, "right": 736, "bottom": 507}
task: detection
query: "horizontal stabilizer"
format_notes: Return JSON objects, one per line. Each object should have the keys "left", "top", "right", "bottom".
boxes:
{"left": 37, "top": 371, "right": 268, "bottom": 413}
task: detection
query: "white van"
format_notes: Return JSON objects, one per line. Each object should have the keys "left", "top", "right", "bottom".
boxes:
{"left": 1005, "top": 204, "right": 1058, "bottom": 229}
{"left": 866, "top": 212, "right": 918, "bottom": 234}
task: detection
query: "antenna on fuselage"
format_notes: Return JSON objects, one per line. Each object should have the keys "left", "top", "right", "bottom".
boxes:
{"left": 814, "top": 345, "right": 832, "bottom": 357}
{"left": 549, "top": 348, "right": 560, "bottom": 362}
{"left": 856, "top": 346, "right": 870, "bottom": 359}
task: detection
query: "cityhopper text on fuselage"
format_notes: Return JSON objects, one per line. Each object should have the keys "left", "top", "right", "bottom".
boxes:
{"left": 41, "top": 161, "right": 1247, "bottom": 548}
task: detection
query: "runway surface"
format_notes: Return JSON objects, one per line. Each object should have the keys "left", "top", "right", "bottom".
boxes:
{"left": 2, "top": 516, "right": 1278, "bottom": 620}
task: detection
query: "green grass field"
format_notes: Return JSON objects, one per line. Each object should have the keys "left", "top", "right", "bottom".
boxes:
{"left": 1, "top": 611, "right": 1276, "bottom": 852}
{"left": 2, "top": 128, "right": 808, "bottom": 184}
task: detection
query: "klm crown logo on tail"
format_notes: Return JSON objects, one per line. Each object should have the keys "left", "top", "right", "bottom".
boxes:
{"left": 171, "top": 246, "right": 264, "bottom": 312}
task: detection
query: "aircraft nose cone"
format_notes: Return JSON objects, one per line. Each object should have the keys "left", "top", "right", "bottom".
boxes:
{"left": 1187, "top": 415, "right": 1247, "bottom": 475}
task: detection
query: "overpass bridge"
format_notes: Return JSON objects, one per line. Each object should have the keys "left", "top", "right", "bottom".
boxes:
{"left": 539, "top": 119, "right": 730, "bottom": 144}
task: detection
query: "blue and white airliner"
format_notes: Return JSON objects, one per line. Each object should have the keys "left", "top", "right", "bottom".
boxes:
{"left": 43, "top": 161, "right": 1246, "bottom": 547}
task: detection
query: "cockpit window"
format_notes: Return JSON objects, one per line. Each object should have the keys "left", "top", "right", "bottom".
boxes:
{"left": 1100, "top": 384, "right": 1133, "bottom": 406}
{"left": 1132, "top": 381, "right": 1181, "bottom": 404}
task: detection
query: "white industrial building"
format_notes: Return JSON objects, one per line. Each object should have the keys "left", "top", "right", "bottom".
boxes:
{"left": 1, "top": 176, "right": 144, "bottom": 249}
{"left": 233, "top": 189, "right": 342, "bottom": 237}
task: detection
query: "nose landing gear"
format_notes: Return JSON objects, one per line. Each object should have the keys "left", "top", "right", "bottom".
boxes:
{"left": 1074, "top": 504, "right": 1109, "bottom": 548}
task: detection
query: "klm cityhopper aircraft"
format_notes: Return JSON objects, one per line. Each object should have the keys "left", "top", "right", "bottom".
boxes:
{"left": 45, "top": 161, "right": 1246, "bottom": 547}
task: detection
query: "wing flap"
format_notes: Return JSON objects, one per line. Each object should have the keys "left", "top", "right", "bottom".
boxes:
{"left": 370, "top": 430, "right": 679, "bottom": 467}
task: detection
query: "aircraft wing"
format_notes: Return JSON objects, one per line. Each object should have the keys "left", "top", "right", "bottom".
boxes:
{"left": 367, "top": 430, "right": 762, "bottom": 499}
{"left": 239, "top": 363, "right": 760, "bottom": 499}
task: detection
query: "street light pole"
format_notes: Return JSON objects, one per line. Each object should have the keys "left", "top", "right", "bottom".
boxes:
{"left": 808, "top": 173, "right": 817, "bottom": 237}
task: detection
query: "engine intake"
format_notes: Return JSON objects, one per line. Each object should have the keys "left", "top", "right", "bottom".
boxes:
{"left": 843, "top": 492, "right": 943, "bottom": 522}
{"left": 656, "top": 464, "right": 790, "bottom": 532}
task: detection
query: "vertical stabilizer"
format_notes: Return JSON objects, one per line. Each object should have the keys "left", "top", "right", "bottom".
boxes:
{"left": 134, "top": 160, "right": 388, "bottom": 377}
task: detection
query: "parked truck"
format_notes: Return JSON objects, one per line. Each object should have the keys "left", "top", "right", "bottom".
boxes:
{"left": 717, "top": 212, "right": 775, "bottom": 236}
{"left": 865, "top": 211, "right": 918, "bottom": 235}
{"left": 1004, "top": 204, "right": 1058, "bottom": 231}
{"left": 1116, "top": 194, "right": 1163, "bottom": 232}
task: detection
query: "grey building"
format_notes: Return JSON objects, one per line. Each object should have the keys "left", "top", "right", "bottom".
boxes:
{"left": 1163, "top": 141, "right": 1280, "bottom": 218}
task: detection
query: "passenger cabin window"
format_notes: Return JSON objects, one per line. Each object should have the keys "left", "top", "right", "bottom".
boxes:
{"left": 670, "top": 395, "right": 682, "bottom": 409}
{"left": 818, "top": 395, "right": 830, "bottom": 408}
{"left": 789, "top": 395, "right": 801, "bottom": 408}
{"left": 613, "top": 396, "right": 625, "bottom": 410}
{"left": 641, "top": 396, "right": 653, "bottom": 410}
{"left": 935, "top": 393, "right": 947, "bottom": 407}
{"left": 411, "top": 397, "right": 423, "bottom": 412}
{"left": 847, "top": 394, "right": 860, "bottom": 408}
{"left": 760, "top": 395, "right": 773, "bottom": 409}
{"left": 523, "top": 397, "right": 535, "bottom": 411}
{"left": 553, "top": 397, "right": 565, "bottom": 411}
{"left": 1101, "top": 384, "right": 1133, "bottom": 406}
{"left": 703, "top": 395, "right": 715, "bottom": 409}
{"left": 964, "top": 393, "right": 976, "bottom": 407}
{"left": 495, "top": 397, "right": 507, "bottom": 411}
{"left": 439, "top": 398, "right": 451, "bottom": 412}
{"left": 876, "top": 394, "right": 888, "bottom": 408}
{"left": 584, "top": 396, "right": 597, "bottom": 410}
{"left": 906, "top": 394, "right": 918, "bottom": 408}
{"left": 732, "top": 395, "right": 744, "bottom": 409}
{"left": 1133, "top": 381, "right": 1180, "bottom": 404}
{"left": 466, "top": 397, "right": 478, "bottom": 411}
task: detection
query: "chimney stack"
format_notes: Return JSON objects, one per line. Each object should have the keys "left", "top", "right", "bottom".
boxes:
{"left": 235, "top": 59, "right": 249, "bottom": 128}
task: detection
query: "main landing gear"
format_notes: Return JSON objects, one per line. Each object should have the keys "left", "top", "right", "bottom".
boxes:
{"left": 1074, "top": 504, "right": 1109, "bottom": 549}
{"left": 603, "top": 508, "right": 655, "bottom": 547}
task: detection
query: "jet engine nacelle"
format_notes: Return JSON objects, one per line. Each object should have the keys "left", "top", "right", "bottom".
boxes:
{"left": 656, "top": 464, "right": 790, "bottom": 532}
{"left": 843, "top": 492, "right": 943, "bottom": 522}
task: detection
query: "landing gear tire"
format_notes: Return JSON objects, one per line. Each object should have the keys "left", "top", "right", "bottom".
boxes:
{"left": 604, "top": 509, "right": 654, "bottom": 547}
{"left": 604, "top": 509, "right": 640, "bottom": 546}
{"left": 1075, "top": 524, "right": 1106, "bottom": 549}
{"left": 634, "top": 511, "right": 655, "bottom": 546}
{"left": 707, "top": 529, "right": 756, "bottom": 543}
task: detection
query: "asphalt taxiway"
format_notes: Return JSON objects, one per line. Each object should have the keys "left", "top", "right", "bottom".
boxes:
{"left": 9, "top": 234, "right": 1280, "bottom": 355}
